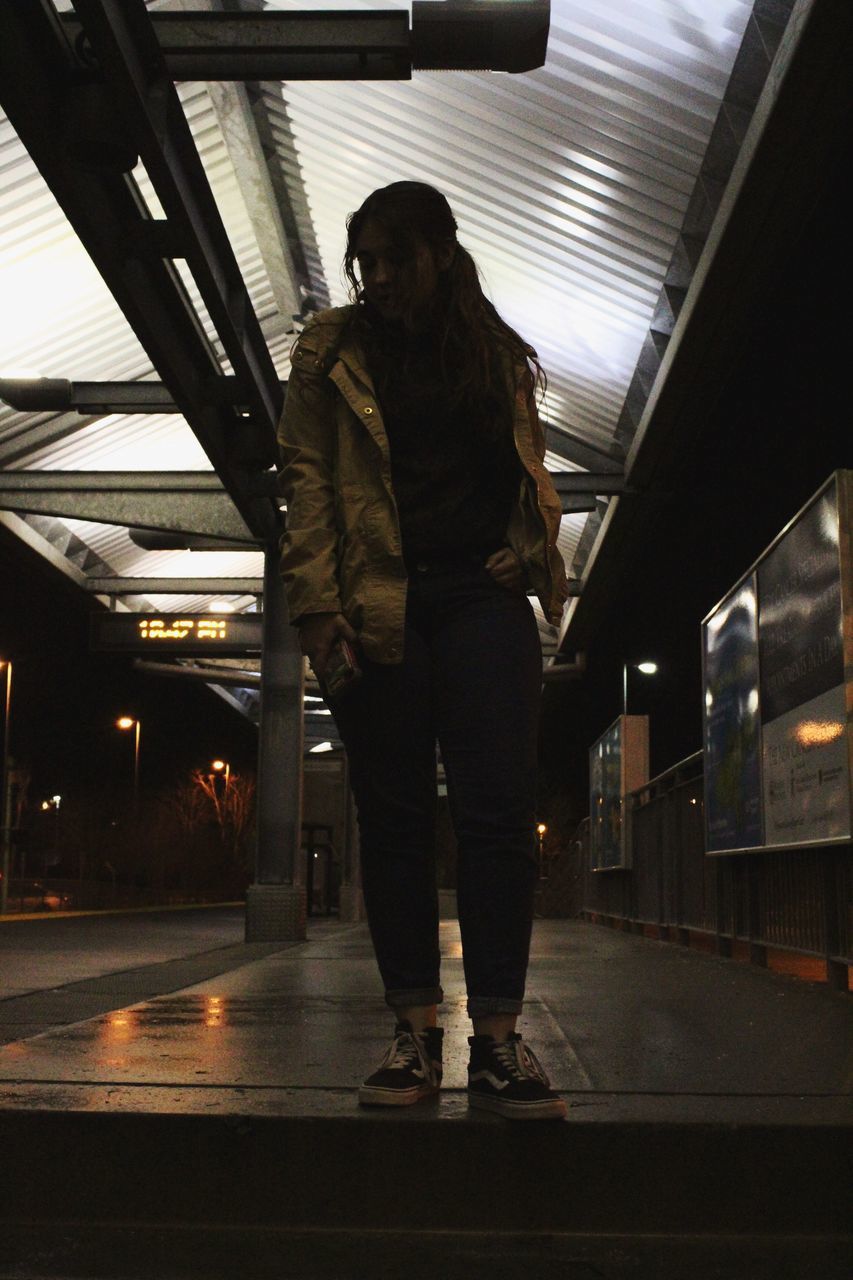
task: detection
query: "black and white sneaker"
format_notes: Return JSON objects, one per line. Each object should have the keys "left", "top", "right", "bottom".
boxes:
{"left": 468, "top": 1033, "right": 567, "bottom": 1120}
{"left": 358, "top": 1021, "right": 443, "bottom": 1107}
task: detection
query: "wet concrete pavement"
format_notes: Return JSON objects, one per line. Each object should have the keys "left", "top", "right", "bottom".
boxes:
{"left": 0, "top": 908, "right": 850, "bottom": 1115}
{"left": 0, "top": 908, "right": 850, "bottom": 1279}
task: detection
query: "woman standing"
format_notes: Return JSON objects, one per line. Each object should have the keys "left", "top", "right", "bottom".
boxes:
{"left": 278, "top": 182, "right": 568, "bottom": 1120}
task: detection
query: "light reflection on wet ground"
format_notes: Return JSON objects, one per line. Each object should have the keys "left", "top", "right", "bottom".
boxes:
{"left": 0, "top": 920, "right": 849, "bottom": 1101}
{"left": 3, "top": 991, "right": 579, "bottom": 1091}
{"left": 0, "top": 919, "right": 584, "bottom": 1091}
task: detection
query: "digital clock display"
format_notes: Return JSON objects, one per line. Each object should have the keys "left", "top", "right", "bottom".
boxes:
{"left": 91, "top": 612, "right": 263, "bottom": 654}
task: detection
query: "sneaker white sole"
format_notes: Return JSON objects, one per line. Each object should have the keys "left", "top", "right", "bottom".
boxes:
{"left": 358, "top": 1082, "right": 440, "bottom": 1107}
{"left": 468, "top": 1090, "right": 567, "bottom": 1120}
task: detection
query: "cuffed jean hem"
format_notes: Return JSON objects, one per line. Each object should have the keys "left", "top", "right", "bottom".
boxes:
{"left": 385, "top": 986, "right": 444, "bottom": 1011}
{"left": 467, "top": 996, "right": 524, "bottom": 1017}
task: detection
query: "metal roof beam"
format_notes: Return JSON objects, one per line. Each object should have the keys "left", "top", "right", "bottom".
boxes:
{"left": 551, "top": 471, "right": 625, "bottom": 514}
{"left": 0, "top": 381, "right": 622, "bottom": 511}
{"left": 165, "top": 0, "right": 313, "bottom": 330}
{"left": 0, "top": 378, "right": 284, "bottom": 415}
{"left": 0, "top": 0, "right": 282, "bottom": 541}
{"left": 205, "top": 77, "right": 306, "bottom": 327}
{"left": 59, "top": 3, "right": 551, "bottom": 79}
{"left": 85, "top": 577, "right": 263, "bottom": 594}
{"left": 1, "top": 471, "right": 234, "bottom": 492}
{"left": 543, "top": 426, "right": 625, "bottom": 475}
{"left": 71, "top": 0, "right": 282, "bottom": 433}
{"left": 133, "top": 659, "right": 261, "bottom": 688}
{"left": 0, "top": 511, "right": 92, "bottom": 593}
{"left": 0, "top": 411, "right": 102, "bottom": 469}
{"left": 0, "top": 472, "right": 256, "bottom": 542}
{"left": 241, "top": 82, "right": 330, "bottom": 316}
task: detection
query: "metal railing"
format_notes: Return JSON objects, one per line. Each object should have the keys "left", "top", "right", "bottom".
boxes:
{"left": 578, "top": 752, "right": 852, "bottom": 990}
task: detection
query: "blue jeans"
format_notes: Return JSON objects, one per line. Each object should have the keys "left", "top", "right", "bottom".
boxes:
{"left": 331, "top": 561, "right": 542, "bottom": 1017}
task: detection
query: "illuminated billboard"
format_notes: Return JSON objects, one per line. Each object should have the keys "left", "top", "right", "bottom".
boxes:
{"left": 702, "top": 573, "right": 763, "bottom": 850}
{"left": 702, "top": 471, "right": 851, "bottom": 854}
{"left": 589, "top": 715, "right": 649, "bottom": 871}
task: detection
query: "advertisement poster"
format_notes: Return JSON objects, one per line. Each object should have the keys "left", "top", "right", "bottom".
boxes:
{"left": 589, "top": 716, "right": 649, "bottom": 870}
{"left": 758, "top": 480, "right": 850, "bottom": 846}
{"left": 703, "top": 574, "right": 763, "bottom": 851}
{"left": 590, "top": 718, "right": 624, "bottom": 870}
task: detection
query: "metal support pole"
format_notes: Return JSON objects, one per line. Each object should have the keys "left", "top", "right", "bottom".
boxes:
{"left": 246, "top": 543, "right": 306, "bottom": 941}
{"left": 133, "top": 720, "right": 140, "bottom": 818}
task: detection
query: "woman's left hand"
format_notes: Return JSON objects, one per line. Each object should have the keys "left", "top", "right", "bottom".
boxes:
{"left": 484, "top": 546, "right": 526, "bottom": 592}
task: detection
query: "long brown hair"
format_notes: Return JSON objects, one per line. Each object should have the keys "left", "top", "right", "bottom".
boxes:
{"left": 343, "top": 182, "right": 545, "bottom": 416}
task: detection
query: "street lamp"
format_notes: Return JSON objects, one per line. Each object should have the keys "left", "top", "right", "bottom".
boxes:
{"left": 622, "top": 660, "right": 658, "bottom": 718}
{"left": 211, "top": 758, "right": 231, "bottom": 789}
{"left": 0, "top": 659, "right": 12, "bottom": 915}
{"left": 41, "top": 794, "right": 62, "bottom": 878}
{"left": 536, "top": 821, "right": 548, "bottom": 871}
{"left": 116, "top": 716, "right": 141, "bottom": 815}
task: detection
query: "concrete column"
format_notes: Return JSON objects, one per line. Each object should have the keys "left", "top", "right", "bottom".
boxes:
{"left": 245, "top": 543, "right": 306, "bottom": 941}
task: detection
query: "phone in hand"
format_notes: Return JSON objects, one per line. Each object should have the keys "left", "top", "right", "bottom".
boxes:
{"left": 322, "top": 637, "right": 362, "bottom": 699}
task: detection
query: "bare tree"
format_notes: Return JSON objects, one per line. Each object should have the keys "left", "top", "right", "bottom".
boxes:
{"left": 171, "top": 773, "right": 210, "bottom": 837}
{"left": 191, "top": 768, "right": 256, "bottom": 858}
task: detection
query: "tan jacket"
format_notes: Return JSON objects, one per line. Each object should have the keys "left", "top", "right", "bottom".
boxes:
{"left": 277, "top": 305, "right": 568, "bottom": 663}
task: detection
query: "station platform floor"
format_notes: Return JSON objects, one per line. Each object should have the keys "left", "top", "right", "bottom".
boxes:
{"left": 0, "top": 906, "right": 850, "bottom": 1279}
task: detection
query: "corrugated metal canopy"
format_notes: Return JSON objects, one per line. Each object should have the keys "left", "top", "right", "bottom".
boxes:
{"left": 271, "top": 0, "right": 753, "bottom": 604}
{"left": 0, "top": 0, "right": 765, "bottom": 748}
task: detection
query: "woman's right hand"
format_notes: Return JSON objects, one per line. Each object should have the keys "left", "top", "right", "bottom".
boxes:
{"left": 297, "top": 612, "right": 358, "bottom": 681}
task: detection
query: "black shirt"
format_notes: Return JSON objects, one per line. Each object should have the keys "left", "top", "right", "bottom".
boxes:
{"left": 365, "top": 316, "right": 520, "bottom": 567}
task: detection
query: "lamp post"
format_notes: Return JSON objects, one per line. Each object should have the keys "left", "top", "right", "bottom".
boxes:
{"left": 622, "top": 660, "right": 658, "bottom": 718}
{"left": 536, "top": 821, "right": 548, "bottom": 874}
{"left": 211, "top": 758, "right": 231, "bottom": 790}
{"left": 40, "top": 794, "right": 62, "bottom": 878}
{"left": 0, "top": 660, "right": 11, "bottom": 915}
{"left": 116, "top": 716, "right": 141, "bottom": 817}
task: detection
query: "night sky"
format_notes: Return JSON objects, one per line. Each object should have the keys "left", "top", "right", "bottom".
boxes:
{"left": 0, "top": 534, "right": 258, "bottom": 804}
